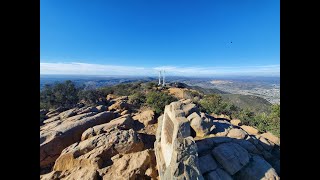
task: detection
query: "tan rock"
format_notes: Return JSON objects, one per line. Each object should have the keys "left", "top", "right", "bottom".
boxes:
{"left": 227, "top": 128, "right": 247, "bottom": 139}
{"left": 120, "top": 110, "right": 129, "bottom": 116}
{"left": 102, "top": 149, "right": 157, "bottom": 180}
{"left": 132, "top": 110, "right": 155, "bottom": 126}
{"left": 230, "top": 119, "right": 241, "bottom": 126}
{"left": 40, "top": 167, "right": 99, "bottom": 180}
{"left": 187, "top": 112, "right": 215, "bottom": 137}
{"left": 261, "top": 132, "right": 280, "bottom": 145}
{"left": 108, "top": 101, "right": 129, "bottom": 111}
{"left": 81, "top": 114, "right": 134, "bottom": 141}
{"left": 106, "top": 94, "right": 117, "bottom": 101}
{"left": 53, "top": 127, "right": 144, "bottom": 172}
{"left": 241, "top": 125, "right": 259, "bottom": 135}
{"left": 96, "top": 105, "right": 107, "bottom": 112}
{"left": 40, "top": 111, "right": 115, "bottom": 169}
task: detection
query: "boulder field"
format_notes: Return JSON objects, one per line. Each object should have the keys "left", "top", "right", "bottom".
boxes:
{"left": 40, "top": 96, "right": 280, "bottom": 180}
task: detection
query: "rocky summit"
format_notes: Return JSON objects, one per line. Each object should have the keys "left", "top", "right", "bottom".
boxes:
{"left": 40, "top": 94, "right": 280, "bottom": 180}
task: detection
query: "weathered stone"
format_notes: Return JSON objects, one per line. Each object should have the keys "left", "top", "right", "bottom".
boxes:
{"left": 102, "top": 149, "right": 157, "bottom": 180}
{"left": 211, "top": 137, "right": 233, "bottom": 145}
{"left": 43, "top": 115, "right": 61, "bottom": 124}
{"left": 205, "top": 168, "right": 233, "bottom": 180}
{"left": 230, "top": 119, "right": 241, "bottom": 126}
{"left": 106, "top": 94, "right": 117, "bottom": 101}
{"left": 40, "top": 111, "right": 115, "bottom": 168}
{"left": 108, "top": 101, "right": 129, "bottom": 111}
{"left": 227, "top": 128, "right": 247, "bottom": 139}
{"left": 195, "top": 138, "right": 215, "bottom": 155}
{"left": 233, "top": 139, "right": 260, "bottom": 154}
{"left": 241, "top": 125, "right": 259, "bottom": 135}
{"left": 53, "top": 128, "right": 144, "bottom": 172}
{"left": 258, "top": 137, "right": 273, "bottom": 151}
{"left": 40, "top": 167, "right": 99, "bottom": 180}
{"left": 187, "top": 112, "right": 215, "bottom": 137}
{"left": 211, "top": 120, "right": 232, "bottom": 136}
{"left": 120, "top": 110, "right": 129, "bottom": 116}
{"left": 96, "top": 105, "right": 107, "bottom": 112}
{"left": 236, "top": 155, "right": 279, "bottom": 180}
{"left": 59, "top": 108, "right": 78, "bottom": 119}
{"left": 182, "top": 103, "right": 199, "bottom": 117}
{"left": 154, "top": 101, "right": 204, "bottom": 180}
{"left": 198, "top": 154, "right": 218, "bottom": 174}
{"left": 132, "top": 110, "right": 155, "bottom": 126}
{"left": 77, "top": 107, "right": 99, "bottom": 114}
{"left": 46, "top": 107, "right": 68, "bottom": 117}
{"left": 81, "top": 114, "right": 134, "bottom": 141}
{"left": 261, "top": 132, "right": 280, "bottom": 145}
{"left": 212, "top": 142, "right": 250, "bottom": 175}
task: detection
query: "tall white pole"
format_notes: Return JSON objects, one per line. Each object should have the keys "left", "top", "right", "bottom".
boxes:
{"left": 162, "top": 70, "right": 165, "bottom": 87}
{"left": 158, "top": 71, "right": 161, "bottom": 85}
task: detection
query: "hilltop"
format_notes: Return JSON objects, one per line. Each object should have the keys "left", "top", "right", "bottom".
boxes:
{"left": 40, "top": 80, "right": 280, "bottom": 179}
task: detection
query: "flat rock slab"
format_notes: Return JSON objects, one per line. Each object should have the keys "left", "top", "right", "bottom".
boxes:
{"left": 212, "top": 142, "right": 250, "bottom": 175}
{"left": 236, "top": 155, "right": 279, "bottom": 180}
{"left": 198, "top": 154, "right": 218, "bottom": 174}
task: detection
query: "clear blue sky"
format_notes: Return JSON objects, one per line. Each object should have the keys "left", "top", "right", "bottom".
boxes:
{"left": 40, "top": 0, "right": 279, "bottom": 76}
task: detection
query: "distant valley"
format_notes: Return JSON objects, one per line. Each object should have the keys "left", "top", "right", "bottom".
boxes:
{"left": 40, "top": 75, "right": 280, "bottom": 104}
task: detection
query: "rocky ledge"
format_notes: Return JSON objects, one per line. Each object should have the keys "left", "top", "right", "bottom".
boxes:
{"left": 40, "top": 96, "right": 280, "bottom": 180}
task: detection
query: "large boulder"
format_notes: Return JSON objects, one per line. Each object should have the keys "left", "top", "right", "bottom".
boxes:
{"left": 187, "top": 112, "right": 215, "bottom": 137}
{"left": 43, "top": 115, "right": 61, "bottom": 124}
{"left": 77, "top": 107, "right": 99, "bottom": 114}
{"left": 241, "top": 125, "right": 259, "bottom": 135}
{"left": 181, "top": 102, "right": 199, "bottom": 117}
{"left": 40, "top": 167, "right": 99, "bottom": 180}
{"left": 46, "top": 107, "right": 68, "bottom": 118}
{"left": 108, "top": 101, "right": 130, "bottom": 111}
{"left": 227, "top": 128, "right": 247, "bottom": 139}
{"left": 40, "top": 111, "right": 115, "bottom": 169}
{"left": 102, "top": 149, "right": 157, "bottom": 180}
{"left": 81, "top": 114, "right": 134, "bottom": 141}
{"left": 59, "top": 108, "right": 78, "bottom": 119}
{"left": 154, "top": 101, "right": 204, "bottom": 180}
{"left": 230, "top": 119, "right": 241, "bottom": 126}
{"left": 261, "top": 132, "right": 280, "bottom": 145}
{"left": 212, "top": 142, "right": 250, "bottom": 175}
{"left": 236, "top": 155, "right": 280, "bottom": 180}
{"left": 211, "top": 120, "right": 233, "bottom": 137}
{"left": 53, "top": 127, "right": 144, "bottom": 172}
{"left": 132, "top": 110, "right": 155, "bottom": 126}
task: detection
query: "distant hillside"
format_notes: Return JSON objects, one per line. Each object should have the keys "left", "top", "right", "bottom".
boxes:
{"left": 187, "top": 85, "right": 229, "bottom": 94}
{"left": 169, "top": 82, "right": 229, "bottom": 94}
{"left": 221, "top": 94, "right": 272, "bottom": 114}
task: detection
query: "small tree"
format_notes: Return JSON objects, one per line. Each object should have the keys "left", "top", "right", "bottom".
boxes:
{"left": 40, "top": 80, "right": 81, "bottom": 109}
{"left": 146, "top": 91, "right": 177, "bottom": 114}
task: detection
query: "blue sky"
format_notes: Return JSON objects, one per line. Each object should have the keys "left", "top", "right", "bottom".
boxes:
{"left": 40, "top": 0, "right": 279, "bottom": 76}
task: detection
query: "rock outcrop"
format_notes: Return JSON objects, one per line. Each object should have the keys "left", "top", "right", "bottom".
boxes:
{"left": 154, "top": 100, "right": 280, "bottom": 180}
{"left": 40, "top": 97, "right": 280, "bottom": 180}
{"left": 40, "top": 111, "right": 115, "bottom": 168}
{"left": 154, "top": 101, "right": 203, "bottom": 180}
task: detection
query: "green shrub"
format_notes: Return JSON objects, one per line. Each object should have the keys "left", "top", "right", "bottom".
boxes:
{"left": 146, "top": 91, "right": 177, "bottom": 114}
{"left": 78, "top": 89, "right": 104, "bottom": 105}
{"left": 129, "top": 92, "right": 146, "bottom": 108}
{"left": 40, "top": 80, "right": 81, "bottom": 109}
